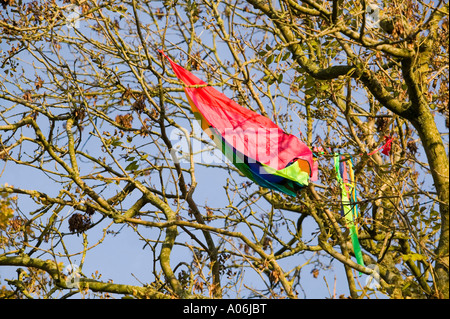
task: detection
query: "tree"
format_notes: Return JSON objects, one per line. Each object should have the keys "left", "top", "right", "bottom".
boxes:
{"left": 0, "top": 0, "right": 448, "bottom": 299}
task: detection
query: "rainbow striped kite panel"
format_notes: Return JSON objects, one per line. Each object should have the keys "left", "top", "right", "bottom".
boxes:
{"left": 161, "top": 51, "right": 317, "bottom": 196}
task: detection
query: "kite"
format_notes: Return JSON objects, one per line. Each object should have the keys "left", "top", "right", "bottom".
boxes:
{"left": 334, "top": 154, "right": 365, "bottom": 269}
{"left": 160, "top": 51, "right": 317, "bottom": 196}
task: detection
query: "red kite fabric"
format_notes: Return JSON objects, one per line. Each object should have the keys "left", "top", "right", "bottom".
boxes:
{"left": 160, "top": 51, "right": 317, "bottom": 196}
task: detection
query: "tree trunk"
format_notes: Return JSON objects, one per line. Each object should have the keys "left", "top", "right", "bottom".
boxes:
{"left": 408, "top": 104, "right": 449, "bottom": 298}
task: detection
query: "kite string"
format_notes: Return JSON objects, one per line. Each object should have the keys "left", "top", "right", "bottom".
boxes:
{"left": 312, "top": 135, "right": 394, "bottom": 159}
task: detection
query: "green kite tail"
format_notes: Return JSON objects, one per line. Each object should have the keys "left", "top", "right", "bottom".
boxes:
{"left": 350, "top": 225, "right": 364, "bottom": 268}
